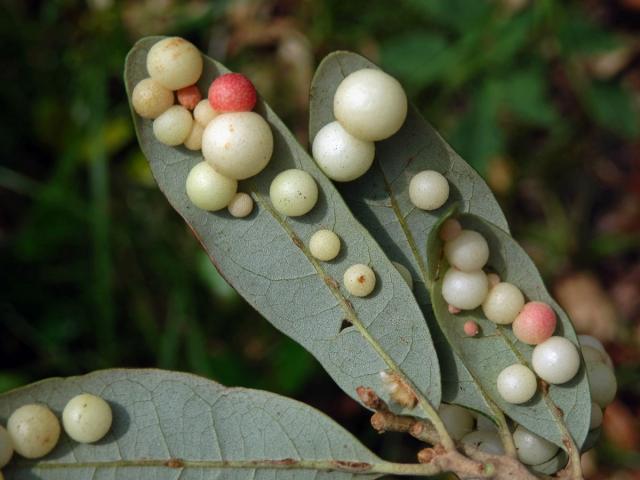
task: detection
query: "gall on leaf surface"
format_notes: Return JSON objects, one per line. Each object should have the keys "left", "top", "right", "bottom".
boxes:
{"left": 309, "top": 50, "right": 510, "bottom": 434}
{"left": 0, "top": 369, "right": 385, "bottom": 479}
{"left": 309, "top": 52, "right": 591, "bottom": 461}
{"left": 124, "top": 37, "right": 441, "bottom": 417}
{"left": 427, "top": 211, "right": 591, "bottom": 455}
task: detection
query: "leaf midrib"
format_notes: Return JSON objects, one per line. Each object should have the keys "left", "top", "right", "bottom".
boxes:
{"left": 251, "top": 191, "right": 440, "bottom": 423}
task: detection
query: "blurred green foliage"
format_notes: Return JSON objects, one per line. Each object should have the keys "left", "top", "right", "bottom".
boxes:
{"left": 1, "top": 0, "right": 639, "bottom": 476}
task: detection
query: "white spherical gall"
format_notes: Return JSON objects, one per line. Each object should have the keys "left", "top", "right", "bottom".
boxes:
{"left": 482, "top": 282, "right": 525, "bottom": 325}
{"left": 333, "top": 68, "right": 407, "bottom": 141}
{"left": 62, "top": 394, "right": 112, "bottom": 444}
{"left": 183, "top": 122, "right": 203, "bottom": 151}
{"left": 131, "top": 78, "right": 174, "bottom": 119}
{"left": 462, "top": 430, "right": 505, "bottom": 455}
{"left": 343, "top": 264, "right": 376, "bottom": 297}
{"left": 227, "top": 192, "right": 254, "bottom": 218}
{"left": 202, "top": 112, "right": 273, "bottom": 180}
{"left": 496, "top": 364, "right": 537, "bottom": 404}
{"left": 513, "top": 425, "right": 558, "bottom": 465}
{"left": 153, "top": 105, "right": 193, "bottom": 146}
{"left": 438, "top": 404, "right": 474, "bottom": 441}
{"left": 582, "top": 345, "right": 606, "bottom": 366}
{"left": 441, "top": 268, "right": 488, "bottom": 310}
{"left": 186, "top": 162, "right": 237, "bottom": 211}
{"left": 309, "top": 230, "right": 341, "bottom": 262}
{"left": 312, "top": 121, "right": 375, "bottom": 182}
{"left": 269, "top": 169, "right": 318, "bottom": 217}
{"left": 193, "top": 99, "right": 218, "bottom": 126}
{"left": 146, "top": 37, "right": 203, "bottom": 90}
{"left": 408, "top": 170, "right": 450, "bottom": 211}
{"left": 0, "top": 425, "right": 13, "bottom": 468}
{"left": 444, "top": 229, "right": 490, "bottom": 272}
{"left": 587, "top": 361, "right": 617, "bottom": 408}
{"left": 392, "top": 262, "right": 413, "bottom": 290}
{"left": 531, "top": 336, "right": 580, "bottom": 384}
{"left": 579, "top": 334, "right": 613, "bottom": 368}
{"left": 590, "top": 402, "right": 603, "bottom": 430}
{"left": 7, "top": 404, "right": 60, "bottom": 459}
{"left": 439, "top": 218, "right": 462, "bottom": 242}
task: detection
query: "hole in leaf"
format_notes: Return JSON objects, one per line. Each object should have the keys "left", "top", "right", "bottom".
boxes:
{"left": 339, "top": 319, "right": 351, "bottom": 333}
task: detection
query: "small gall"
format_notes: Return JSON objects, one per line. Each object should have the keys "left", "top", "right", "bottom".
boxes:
{"left": 177, "top": 85, "right": 202, "bottom": 110}
{"left": 439, "top": 218, "right": 462, "bottom": 242}
{"left": 448, "top": 304, "right": 461, "bottom": 315}
{"left": 208, "top": 73, "right": 257, "bottom": 112}
{"left": 512, "top": 301, "right": 557, "bottom": 345}
{"left": 464, "top": 320, "right": 479, "bottom": 337}
{"left": 486, "top": 272, "right": 501, "bottom": 288}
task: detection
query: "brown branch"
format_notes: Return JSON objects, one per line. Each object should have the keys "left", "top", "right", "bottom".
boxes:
{"left": 370, "top": 411, "right": 415, "bottom": 433}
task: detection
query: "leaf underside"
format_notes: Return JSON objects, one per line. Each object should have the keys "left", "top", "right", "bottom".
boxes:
{"left": 0, "top": 369, "right": 384, "bottom": 479}
{"left": 308, "top": 51, "right": 509, "bottom": 424}
{"left": 308, "top": 52, "right": 590, "bottom": 454}
{"left": 124, "top": 37, "right": 441, "bottom": 416}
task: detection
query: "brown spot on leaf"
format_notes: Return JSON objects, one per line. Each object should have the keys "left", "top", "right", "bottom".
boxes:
{"left": 332, "top": 460, "right": 372, "bottom": 472}
{"left": 166, "top": 458, "right": 184, "bottom": 468}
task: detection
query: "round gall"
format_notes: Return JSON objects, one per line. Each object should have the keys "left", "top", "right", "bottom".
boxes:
{"left": 202, "top": 112, "right": 273, "bottom": 180}
{"left": 513, "top": 426, "right": 558, "bottom": 465}
{"left": 309, "top": 230, "right": 341, "bottom": 262}
{"left": 444, "top": 229, "right": 489, "bottom": 272}
{"left": 186, "top": 162, "right": 237, "bottom": 212}
{"left": 496, "top": 364, "right": 537, "bottom": 404}
{"left": 227, "top": 192, "right": 254, "bottom": 218}
{"left": 153, "top": 105, "right": 193, "bottom": 146}
{"left": 441, "top": 268, "right": 488, "bottom": 310}
{"left": 269, "top": 169, "right": 318, "bottom": 217}
{"left": 312, "top": 121, "right": 375, "bottom": 182}
{"left": 409, "top": 170, "right": 449, "bottom": 211}
{"left": 7, "top": 404, "right": 60, "bottom": 459}
{"left": 343, "top": 264, "right": 376, "bottom": 297}
{"left": 512, "top": 302, "right": 557, "bottom": 345}
{"left": 131, "top": 78, "right": 174, "bottom": 119}
{"left": 531, "top": 336, "right": 580, "bottom": 384}
{"left": 62, "top": 394, "right": 112, "bottom": 443}
{"left": 482, "top": 282, "right": 524, "bottom": 325}
{"left": 208, "top": 73, "right": 257, "bottom": 112}
{"left": 333, "top": 69, "right": 407, "bottom": 141}
{"left": 146, "top": 37, "right": 203, "bottom": 90}
{"left": 177, "top": 85, "right": 202, "bottom": 110}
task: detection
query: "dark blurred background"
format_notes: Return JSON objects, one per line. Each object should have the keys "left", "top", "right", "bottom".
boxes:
{"left": 1, "top": 0, "right": 639, "bottom": 477}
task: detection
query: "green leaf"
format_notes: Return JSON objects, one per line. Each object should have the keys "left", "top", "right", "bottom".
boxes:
{"left": 124, "top": 37, "right": 441, "bottom": 416}
{"left": 427, "top": 211, "right": 591, "bottom": 450}
{"left": 500, "top": 67, "right": 559, "bottom": 127}
{"left": 558, "top": 10, "right": 620, "bottom": 55}
{"left": 584, "top": 82, "right": 639, "bottom": 139}
{"left": 308, "top": 51, "right": 510, "bottom": 434}
{"left": 450, "top": 79, "right": 504, "bottom": 172}
{"left": 381, "top": 32, "right": 450, "bottom": 90}
{"left": 0, "top": 369, "right": 385, "bottom": 479}
{"left": 404, "top": 0, "right": 493, "bottom": 33}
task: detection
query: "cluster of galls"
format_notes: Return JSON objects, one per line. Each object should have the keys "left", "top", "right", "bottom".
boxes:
{"left": 0, "top": 394, "right": 112, "bottom": 477}
{"left": 132, "top": 38, "right": 430, "bottom": 300}
{"left": 427, "top": 217, "right": 616, "bottom": 465}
